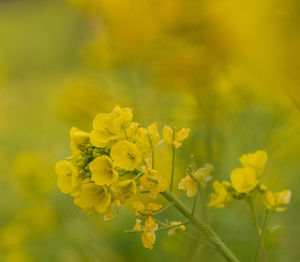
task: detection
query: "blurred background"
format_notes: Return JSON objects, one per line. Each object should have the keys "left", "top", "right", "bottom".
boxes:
{"left": 0, "top": 0, "right": 299, "bottom": 261}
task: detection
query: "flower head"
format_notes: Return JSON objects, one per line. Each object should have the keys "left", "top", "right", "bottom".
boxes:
{"left": 230, "top": 166, "right": 258, "bottom": 193}
{"left": 193, "top": 163, "right": 214, "bottom": 187}
{"left": 89, "top": 155, "right": 118, "bottom": 185}
{"left": 110, "top": 140, "right": 142, "bottom": 171}
{"left": 55, "top": 160, "right": 79, "bottom": 194}
{"left": 208, "top": 180, "right": 232, "bottom": 208}
{"left": 265, "top": 190, "right": 291, "bottom": 212}
{"left": 239, "top": 150, "right": 268, "bottom": 176}
{"left": 163, "top": 126, "right": 190, "bottom": 148}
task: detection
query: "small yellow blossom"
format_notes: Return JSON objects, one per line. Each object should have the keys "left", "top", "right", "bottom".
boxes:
{"left": 178, "top": 175, "right": 197, "bottom": 197}
{"left": 193, "top": 163, "right": 214, "bottom": 187}
{"left": 168, "top": 221, "right": 186, "bottom": 236}
{"left": 125, "top": 122, "right": 139, "bottom": 141}
{"left": 265, "top": 190, "right": 291, "bottom": 212}
{"left": 55, "top": 160, "right": 79, "bottom": 194}
{"left": 76, "top": 183, "right": 111, "bottom": 214}
{"left": 141, "top": 231, "right": 156, "bottom": 249}
{"left": 90, "top": 106, "right": 133, "bottom": 148}
{"left": 69, "top": 127, "right": 90, "bottom": 156}
{"left": 131, "top": 201, "right": 162, "bottom": 216}
{"left": 144, "top": 216, "right": 158, "bottom": 232}
{"left": 115, "top": 179, "right": 136, "bottom": 204}
{"left": 162, "top": 126, "right": 190, "bottom": 148}
{"left": 208, "top": 180, "right": 232, "bottom": 208}
{"left": 139, "top": 167, "right": 168, "bottom": 198}
{"left": 90, "top": 113, "right": 120, "bottom": 148}
{"left": 230, "top": 166, "right": 258, "bottom": 193}
{"left": 110, "top": 140, "right": 142, "bottom": 171}
{"left": 134, "top": 219, "right": 142, "bottom": 231}
{"left": 89, "top": 155, "right": 118, "bottom": 185}
{"left": 239, "top": 150, "right": 268, "bottom": 176}
{"left": 136, "top": 122, "right": 160, "bottom": 150}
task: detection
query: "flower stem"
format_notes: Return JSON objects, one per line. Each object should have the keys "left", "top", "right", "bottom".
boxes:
{"left": 169, "top": 146, "right": 176, "bottom": 192}
{"left": 161, "top": 190, "right": 239, "bottom": 262}
{"left": 253, "top": 209, "right": 271, "bottom": 262}
{"left": 191, "top": 186, "right": 198, "bottom": 216}
{"left": 153, "top": 202, "right": 175, "bottom": 216}
{"left": 248, "top": 198, "right": 261, "bottom": 237}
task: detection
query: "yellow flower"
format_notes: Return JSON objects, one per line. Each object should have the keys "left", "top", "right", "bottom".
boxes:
{"left": 115, "top": 179, "right": 136, "bottom": 204}
{"left": 136, "top": 122, "right": 160, "bottom": 150}
{"left": 139, "top": 167, "right": 168, "bottom": 198}
{"left": 239, "top": 150, "right": 268, "bottom": 176}
{"left": 69, "top": 127, "right": 90, "bottom": 157}
{"left": 230, "top": 166, "right": 258, "bottom": 193}
{"left": 168, "top": 221, "right": 186, "bottom": 236}
{"left": 103, "top": 204, "right": 114, "bottom": 221}
{"left": 144, "top": 216, "right": 158, "bottom": 232}
{"left": 162, "top": 125, "right": 190, "bottom": 148}
{"left": 125, "top": 122, "right": 139, "bottom": 141}
{"left": 89, "top": 155, "right": 118, "bottom": 185}
{"left": 141, "top": 231, "right": 156, "bottom": 249}
{"left": 131, "top": 201, "right": 162, "bottom": 216}
{"left": 193, "top": 163, "right": 214, "bottom": 188}
{"left": 76, "top": 183, "right": 111, "bottom": 214}
{"left": 55, "top": 160, "right": 79, "bottom": 194}
{"left": 265, "top": 190, "right": 291, "bottom": 212}
{"left": 90, "top": 113, "right": 120, "bottom": 148}
{"left": 90, "top": 106, "right": 133, "bottom": 148}
{"left": 134, "top": 219, "right": 142, "bottom": 231}
{"left": 110, "top": 140, "right": 142, "bottom": 171}
{"left": 208, "top": 180, "right": 232, "bottom": 208}
{"left": 178, "top": 175, "right": 197, "bottom": 197}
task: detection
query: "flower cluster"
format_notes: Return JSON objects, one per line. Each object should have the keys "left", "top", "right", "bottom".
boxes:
{"left": 207, "top": 150, "right": 291, "bottom": 211}
{"left": 55, "top": 106, "right": 189, "bottom": 247}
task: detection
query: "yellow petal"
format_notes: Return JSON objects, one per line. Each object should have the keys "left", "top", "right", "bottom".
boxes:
{"left": 90, "top": 155, "right": 118, "bottom": 185}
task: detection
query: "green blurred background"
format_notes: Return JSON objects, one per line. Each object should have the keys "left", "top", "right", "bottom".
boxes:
{"left": 0, "top": 0, "right": 299, "bottom": 261}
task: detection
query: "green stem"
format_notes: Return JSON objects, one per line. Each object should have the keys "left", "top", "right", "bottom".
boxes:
{"left": 191, "top": 185, "right": 198, "bottom": 216}
{"left": 248, "top": 198, "right": 261, "bottom": 238}
{"left": 248, "top": 198, "right": 267, "bottom": 262}
{"left": 161, "top": 190, "right": 239, "bottom": 262}
{"left": 198, "top": 183, "right": 207, "bottom": 222}
{"left": 153, "top": 202, "right": 175, "bottom": 216}
{"left": 170, "top": 146, "right": 176, "bottom": 192}
{"left": 253, "top": 209, "right": 271, "bottom": 262}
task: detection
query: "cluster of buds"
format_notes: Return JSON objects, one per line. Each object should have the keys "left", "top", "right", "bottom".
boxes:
{"left": 207, "top": 150, "right": 291, "bottom": 212}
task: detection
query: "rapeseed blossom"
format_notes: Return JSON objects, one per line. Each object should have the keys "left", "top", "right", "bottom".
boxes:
{"left": 56, "top": 107, "right": 291, "bottom": 254}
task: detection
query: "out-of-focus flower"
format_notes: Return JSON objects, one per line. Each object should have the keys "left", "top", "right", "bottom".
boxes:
{"left": 179, "top": 163, "right": 214, "bottom": 197}
{"left": 110, "top": 140, "right": 142, "bottom": 171}
{"left": 89, "top": 155, "right": 118, "bottom": 185}
{"left": 163, "top": 126, "right": 190, "bottom": 148}
{"left": 239, "top": 150, "right": 268, "bottom": 176}
{"left": 230, "top": 166, "right": 258, "bottom": 193}
{"left": 265, "top": 190, "right": 291, "bottom": 212}
{"left": 208, "top": 180, "right": 232, "bottom": 208}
